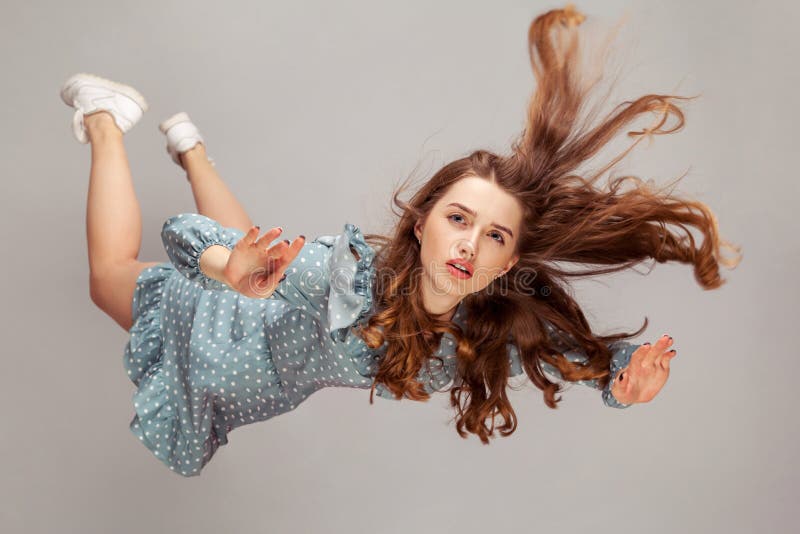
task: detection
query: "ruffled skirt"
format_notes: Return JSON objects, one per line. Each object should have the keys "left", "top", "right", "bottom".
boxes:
{"left": 123, "top": 262, "right": 224, "bottom": 477}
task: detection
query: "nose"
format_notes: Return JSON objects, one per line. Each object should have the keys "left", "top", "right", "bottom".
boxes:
{"left": 459, "top": 239, "right": 476, "bottom": 260}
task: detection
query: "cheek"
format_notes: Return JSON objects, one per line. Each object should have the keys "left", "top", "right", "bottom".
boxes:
{"left": 473, "top": 257, "right": 505, "bottom": 285}
{"left": 418, "top": 241, "right": 434, "bottom": 273}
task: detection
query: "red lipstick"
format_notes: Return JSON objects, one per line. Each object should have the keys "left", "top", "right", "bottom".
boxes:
{"left": 446, "top": 258, "right": 474, "bottom": 279}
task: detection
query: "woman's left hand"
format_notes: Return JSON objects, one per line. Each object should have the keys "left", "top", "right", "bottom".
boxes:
{"left": 611, "top": 335, "right": 677, "bottom": 404}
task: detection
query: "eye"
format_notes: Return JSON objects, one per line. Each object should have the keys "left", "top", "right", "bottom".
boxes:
{"left": 449, "top": 213, "right": 466, "bottom": 225}
{"left": 490, "top": 232, "right": 505, "bottom": 244}
{"left": 448, "top": 214, "right": 505, "bottom": 244}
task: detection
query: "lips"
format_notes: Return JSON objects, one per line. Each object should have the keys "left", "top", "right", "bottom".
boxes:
{"left": 447, "top": 258, "right": 474, "bottom": 277}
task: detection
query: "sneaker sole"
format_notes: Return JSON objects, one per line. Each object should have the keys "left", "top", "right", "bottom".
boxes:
{"left": 159, "top": 111, "right": 192, "bottom": 133}
{"left": 59, "top": 72, "right": 149, "bottom": 112}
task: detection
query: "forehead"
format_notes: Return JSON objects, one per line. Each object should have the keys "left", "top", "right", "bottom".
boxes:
{"left": 436, "top": 176, "right": 522, "bottom": 226}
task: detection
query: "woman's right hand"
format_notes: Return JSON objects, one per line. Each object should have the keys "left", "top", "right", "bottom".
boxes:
{"left": 223, "top": 225, "right": 305, "bottom": 299}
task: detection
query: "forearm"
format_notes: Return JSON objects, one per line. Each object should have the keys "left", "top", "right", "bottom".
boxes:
{"left": 199, "top": 244, "right": 232, "bottom": 287}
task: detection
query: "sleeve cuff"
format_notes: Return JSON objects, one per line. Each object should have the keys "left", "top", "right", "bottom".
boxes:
{"left": 601, "top": 342, "right": 639, "bottom": 409}
{"left": 160, "top": 213, "right": 245, "bottom": 291}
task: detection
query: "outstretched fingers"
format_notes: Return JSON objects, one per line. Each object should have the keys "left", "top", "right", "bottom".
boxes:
{"left": 642, "top": 334, "right": 674, "bottom": 369}
{"left": 251, "top": 225, "right": 283, "bottom": 247}
{"left": 658, "top": 346, "right": 677, "bottom": 370}
{"left": 248, "top": 228, "right": 305, "bottom": 275}
{"left": 655, "top": 335, "right": 677, "bottom": 369}
{"left": 270, "top": 235, "right": 306, "bottom": 270}
{"left": 617, "top": 335, "right": 678, "bottom": 404}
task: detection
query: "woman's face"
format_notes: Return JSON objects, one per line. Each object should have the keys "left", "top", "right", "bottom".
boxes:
{"left": 414, "top": 175, "right": 522, "bottom": 319}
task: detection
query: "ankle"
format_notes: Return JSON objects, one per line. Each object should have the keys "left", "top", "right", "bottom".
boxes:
{"left": 179, "top": 142, "right": 207, "bottom": 167}
{"left": 85, "top": 111, "right": 122, "bottom": 140}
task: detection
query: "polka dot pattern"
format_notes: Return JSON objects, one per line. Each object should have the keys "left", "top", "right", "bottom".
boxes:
{"left": 123, "top": 213, "right": 638, "bottom": 477}
{"left": 122, "top": 214, "right": 469, "bottom": 477}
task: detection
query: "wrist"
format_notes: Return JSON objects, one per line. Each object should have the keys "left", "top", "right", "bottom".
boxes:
{"left": 199, "top": 244, "right": 233, "bottom": 287}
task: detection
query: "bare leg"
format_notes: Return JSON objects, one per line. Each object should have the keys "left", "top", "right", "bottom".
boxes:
{"left": 84, "top": 111, "right": 160, "bottom": 331}
{"left": 180, "top": 144, "right": 254, "bottom": 233}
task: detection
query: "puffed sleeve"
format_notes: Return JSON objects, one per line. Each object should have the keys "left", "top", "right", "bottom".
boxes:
{"left": 160, "top": 213, "right": 246, "bottom": 291}
{"left": 508, "top": 335, "right": 639, "bottom": 409}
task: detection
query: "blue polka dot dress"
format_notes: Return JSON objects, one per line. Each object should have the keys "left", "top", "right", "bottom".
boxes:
{"left": 124, "top": 213, "right": 639, "bottom": 477}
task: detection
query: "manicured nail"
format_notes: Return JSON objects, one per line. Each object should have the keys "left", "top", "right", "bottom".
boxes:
{"left": 299, "top": 235, "right": 305, "bottom": 240}
{"left": 643, "top": 342, "right": 651, "bottom": 346}
{"left": 255, "top": 225, "right": 260, "bottom": 230}
{"left": 279, "top": 274, "right": 287, "bottom": 282}
{"left": 284, "top": 239, "right": 290, "bottom": 245}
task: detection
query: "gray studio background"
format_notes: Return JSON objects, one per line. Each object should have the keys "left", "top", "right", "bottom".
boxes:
{"left": 1, "top": 1, "right": 796, "bottom": 533}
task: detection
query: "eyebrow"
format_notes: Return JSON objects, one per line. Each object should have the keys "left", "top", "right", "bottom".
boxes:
{"left": 446, "top": 202, "right": 515, "bottom": 239}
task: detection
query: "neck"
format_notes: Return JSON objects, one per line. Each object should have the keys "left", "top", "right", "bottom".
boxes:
{"left": 423, "top": 289, "right": 461, "bottom": 323}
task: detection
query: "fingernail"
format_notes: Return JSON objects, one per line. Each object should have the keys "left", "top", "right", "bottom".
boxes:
{"left": 284, "top": 239, "right": 290, "bottom": 245}
{"left": 279, "top": 274, "right": 287, "bottom": 282}
{"left": 300, "top": 235, "right": 305, "bottom": 240}
{"left": 643, "top": 342, "right": 651, "bottom": 346}
{"left": 255, "top": 225, "right": 261, "bottom": 230}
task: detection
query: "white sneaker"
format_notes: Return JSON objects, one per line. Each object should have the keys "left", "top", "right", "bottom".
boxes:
{"left": 158, "top": 112, "right": 215, "bottom": 169}
{"left": 60, "top": 73, "right": 148, "bottom": 144}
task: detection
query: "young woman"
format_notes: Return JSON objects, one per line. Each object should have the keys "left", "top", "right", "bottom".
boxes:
{"left": 61, "top": 5, "right": 740, "bottom": 477}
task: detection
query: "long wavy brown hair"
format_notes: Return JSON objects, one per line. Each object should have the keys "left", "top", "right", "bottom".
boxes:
{"left": 353, "top": 4, "right": 741, "bottom": 444}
